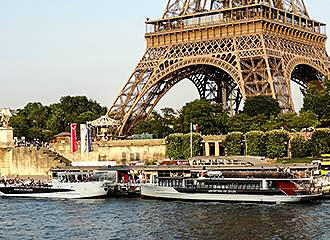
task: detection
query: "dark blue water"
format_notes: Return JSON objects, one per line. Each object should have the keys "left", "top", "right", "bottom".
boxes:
{"left": 0, "top": 198, "right": 329, "bottom": 240}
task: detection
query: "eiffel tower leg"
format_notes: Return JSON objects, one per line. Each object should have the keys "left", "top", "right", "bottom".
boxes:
{"left": 109, "top": 30, "right": 329, "bottom": 135}
{"left": 115, "top": 56, "right": 241, "bottom": 135}
{"left": 263, "top": 33, "right": 329, "bottom": 111}
{"left": 107, "top": 48, "right": 168, "bottom": 123}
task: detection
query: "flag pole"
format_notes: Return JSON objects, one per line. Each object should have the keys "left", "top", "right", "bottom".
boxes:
{"left": 190, "top": 122, "right": 193, "bottom": 159}
{"left": 86, "top": 123, "right": 89, "bottom": 163}
{"left": 80, "top": 124, "right": 83, "bottom": 162}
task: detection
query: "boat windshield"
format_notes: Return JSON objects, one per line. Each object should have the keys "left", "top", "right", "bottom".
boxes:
{"left": 55, "top": 171, "right": 116, "bottom": 183}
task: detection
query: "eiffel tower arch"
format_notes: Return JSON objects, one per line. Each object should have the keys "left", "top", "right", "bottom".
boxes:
{"left": 108, "top": 0, "right": 329, "bottom": 135}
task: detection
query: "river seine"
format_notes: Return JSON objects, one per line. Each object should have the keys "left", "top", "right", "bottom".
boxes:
{"left": 0, "top": 198, "right": 329, "bottom": 240}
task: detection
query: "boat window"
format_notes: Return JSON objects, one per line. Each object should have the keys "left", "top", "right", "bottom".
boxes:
{"left": 198, "top": 182, "right": 205, "bottom": 189}
{"left": 267, "top": 181, "right": 277, "bottom": 189}
{"left": 321, "top": 165, "right": 330, "bottom": 171}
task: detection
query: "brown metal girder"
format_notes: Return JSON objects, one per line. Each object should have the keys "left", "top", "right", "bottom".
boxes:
{"left": 134, "top": 66, "right": 208, "bottom": 116}
{"left": 108, "top": 69, "right": 151, "bottom": 118}
{"left": 129, "top": 65, "right": 240, "bottom": 131}
{"left": 118, "top": 58, "right": 241, "bottom": 135}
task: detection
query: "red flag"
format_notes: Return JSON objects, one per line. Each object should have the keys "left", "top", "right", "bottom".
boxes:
{"left": 193, "top": 124, "right": 200, "bottom": 133}
{"left": 71, "top": 123, "right": 78, "bottom": 153}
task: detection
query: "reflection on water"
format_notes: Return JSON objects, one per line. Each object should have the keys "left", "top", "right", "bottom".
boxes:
{"left": 0, "top": 198, "right": 329, "bottom": 240}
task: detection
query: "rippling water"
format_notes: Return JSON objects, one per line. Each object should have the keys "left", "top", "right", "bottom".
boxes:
{"left": 0, "top": 198, "right": 329, "bottom": 240}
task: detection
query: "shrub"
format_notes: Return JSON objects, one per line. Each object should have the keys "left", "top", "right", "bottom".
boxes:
{"left": 167, "top": 133, "right": 202, "bottom": 160}
{"left": 311, "top": 128, "right": 330, "bottom": 156}
{"left": 245, "top": 131, "right": 266, "bottom": 156}
{"left": 265, "top": 130, "right": 290, "bottom": 159}
{"left": 290, "top": 134, "right": 312, "bottom": 158}
{"left": 224, "top": 132, "right": 244, "bottom": 155}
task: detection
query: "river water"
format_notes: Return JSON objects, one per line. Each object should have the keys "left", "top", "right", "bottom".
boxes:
{"left": 0, "top": 198, "right": 329, "bottom": 240}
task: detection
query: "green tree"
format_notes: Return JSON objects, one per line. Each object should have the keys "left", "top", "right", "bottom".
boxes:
{"left": 243, "top": 96, "right": 281, "bottom": 117}
{"left": 180, "top": 99, "right": 222, "bottom": 135}
{"left": 58, "top": 96, "right": 107, "bottom": 131}
{"left": 9, "top": 115, "right": 28, "bottom": 139}
{"left": 132, "top": 111, "right": 174, "bottom": 138}
{"left": 228, "top": 114, "right": 253, "bottom": 133}
{"left": 301, "top": 78, "right": 330, "bottom": 121}
{"left": 294, "top": 112, "right": 320, "bottom": 130}
{"left": 215, "top": 112, "right": 230, "bottom": 135}
{"left": 76, "top": 111, "right": 98, "bottom": 125}
{"left": 10, "top": 102, "right": 50, "bottom": 141}
{"left": 275, "top": 113, "right": 300, "bottom": 131}
{"left": 260, "top": 112, "right": 319, "bottom": 132}
{"left": 9, "top": 96, "right": 106, "bottom": 142}
{"left": 250, "top": 114, "right": 269, "bottom": 132}
{"left": 45, "top": 107, "right": 66, "bottom": 135}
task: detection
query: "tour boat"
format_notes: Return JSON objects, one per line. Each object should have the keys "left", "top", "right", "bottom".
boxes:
{"left": 0, "top": 170, "right": 116, "bottom": 199}
{"left": 141, "top": 171, "right": 322, "bottom": 203}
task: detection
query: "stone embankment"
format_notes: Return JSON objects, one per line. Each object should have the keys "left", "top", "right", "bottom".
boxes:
{"left": 1, "top": 147, "right": 71, "bottom": 179}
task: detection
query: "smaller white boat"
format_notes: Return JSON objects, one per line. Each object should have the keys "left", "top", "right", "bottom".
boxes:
{"left": 0, "top": 170, "right": 116, "bottom": 199}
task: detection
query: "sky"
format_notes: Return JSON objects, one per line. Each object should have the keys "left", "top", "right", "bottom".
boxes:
{"left": 0, "top": 0, "right": 329, "bottom": 112}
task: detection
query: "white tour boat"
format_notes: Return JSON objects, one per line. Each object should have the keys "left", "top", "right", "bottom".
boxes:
{"left": 0, "top": 170, "right": 116, "bottom": 199}
{"left": 141, "top": 171, "right": 322, "bottom": 203}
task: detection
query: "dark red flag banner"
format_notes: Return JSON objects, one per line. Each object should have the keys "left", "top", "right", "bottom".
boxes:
{"left": 71, "top": 123, "right": 78, "bottom": 153}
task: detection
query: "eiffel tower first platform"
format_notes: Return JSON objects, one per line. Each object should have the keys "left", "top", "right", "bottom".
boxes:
{"left": 107, "top": 0, "right": 329, "bottom": 136}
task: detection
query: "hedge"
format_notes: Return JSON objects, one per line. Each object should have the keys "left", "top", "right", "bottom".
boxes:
{"left": 311, "top": 128, "right": 330, "bottom": 157}
{"left": 290, "top": 134, "right": 312, "bottom": 158}
{"left": 224, "top": 132, "right": 244, "bottom": 156}
{"left": 167, "top": 128, "right": 329, "bottom": 159}
{"left": 265, "top": 130, "right": 290, "bottom": 159}
{"left": 245, "top": 131, "right": 266, "bottom": 157}
{"left": 167, "top": 133, "right": 202, "bottom": 160}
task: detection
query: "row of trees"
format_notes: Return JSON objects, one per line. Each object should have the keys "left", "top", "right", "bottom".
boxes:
{"left": 224, "top": 128, "right": 330, "bottom": 159}
{"left": 166, "top": 129, "right": 330, "bottom": 160}
{"left": 132, "top": 79, "right": 330, "bottom": 138}
{"left": 166, "top": 128, "right": 330, "bottom": 160}
{"left": 10, "top": 96, "right": 107, "bottom": 142}
{"left": 8, "top": 79, "right": 329, "bottom": 145}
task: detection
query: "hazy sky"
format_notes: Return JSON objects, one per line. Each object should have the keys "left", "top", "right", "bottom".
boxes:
{"left": 0, "top": 0, "right": 329, "bottom": 112}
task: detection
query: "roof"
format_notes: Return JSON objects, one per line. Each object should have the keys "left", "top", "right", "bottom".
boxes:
{"left": 53, "top": 132, "right": 71, "bottom": 138}
{"left": 88, "top": 115, "right": 120, "bottom": 127}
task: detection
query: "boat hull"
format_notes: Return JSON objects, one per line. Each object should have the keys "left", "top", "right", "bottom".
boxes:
{"left": 141, "top": 184, "right": 321, "bottom": 203}
{"left": 0, "top": 182, "right": 108, "bottom": 199}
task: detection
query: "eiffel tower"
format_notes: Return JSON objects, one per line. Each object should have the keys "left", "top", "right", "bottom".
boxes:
{"left": 107, "top": 0, "right": 329, "bottom": 135}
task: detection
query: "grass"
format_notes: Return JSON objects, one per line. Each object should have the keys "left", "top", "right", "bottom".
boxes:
{"left": 277, "top": 157, "right": 319, "bottom": 164}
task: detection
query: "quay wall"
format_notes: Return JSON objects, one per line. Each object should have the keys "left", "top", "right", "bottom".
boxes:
{"left": 0, "top": 128, "right": 14, "bottom": 177}
{"left": 0, "top": 148, "right": 13, "bottom": 177}
{"left": 49, "top": 139, "right": 168, "bottom": 165}
{"left": 0, "top": 128, "right": 67, "bottom": 178}
{"left": 10, "top": 147, "right": 66, "bottom": 178}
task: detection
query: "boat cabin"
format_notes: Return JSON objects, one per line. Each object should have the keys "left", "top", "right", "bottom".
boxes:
{"left": 51, "top": 170, "right": 116, "bottom": 184}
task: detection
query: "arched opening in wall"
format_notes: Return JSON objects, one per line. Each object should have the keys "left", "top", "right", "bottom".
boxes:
{"left": 290, "top": 64, "right": 325, "bottom": 111}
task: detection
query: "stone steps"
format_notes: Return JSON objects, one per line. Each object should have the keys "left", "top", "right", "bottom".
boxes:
{"left": 40, "top": 148, "right": 71, "bottom": 166}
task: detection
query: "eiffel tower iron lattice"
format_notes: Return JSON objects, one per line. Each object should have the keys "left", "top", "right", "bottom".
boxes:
{"left": 107, "top": 0, "right": 329, "bottom": 136}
